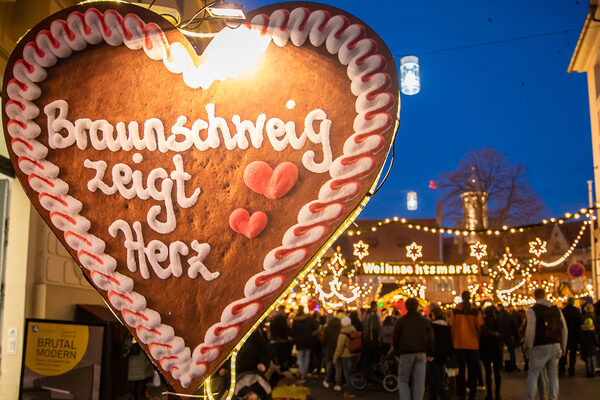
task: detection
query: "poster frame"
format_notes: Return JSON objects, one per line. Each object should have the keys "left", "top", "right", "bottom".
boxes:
{"left": 19, "top": 318, "right": 106, "bottom": 399}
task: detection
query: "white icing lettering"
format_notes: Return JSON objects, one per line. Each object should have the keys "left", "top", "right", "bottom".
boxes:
{"left": 188, "top": 241, "right": 219, "bottom": 280}
{"left": 108, "top": 220, "right": 216, "bottom": 281}
{"left": 47, "top": 100, "right": 334, "bottom": 173}
{"left": 302, "top": 109, "right": 332, "bottom": 174}
{"left": 84, "top": 156, "right": 200, "bottom": 234}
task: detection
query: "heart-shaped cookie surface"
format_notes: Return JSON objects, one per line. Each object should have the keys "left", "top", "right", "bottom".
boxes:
{"left": 2, "top": 1, "right": 399, "bottom": 394}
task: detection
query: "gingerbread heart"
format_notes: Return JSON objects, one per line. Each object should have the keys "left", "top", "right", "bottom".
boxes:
{"left": 2, "top": 1, "right": 399, "bottom": 394}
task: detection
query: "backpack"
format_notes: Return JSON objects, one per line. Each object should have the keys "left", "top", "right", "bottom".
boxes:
{"left": 346, "top": 331, "right": 363, "bottom": 353}
{"left": 533, "top": 304, "right": 562, "bottom": 345}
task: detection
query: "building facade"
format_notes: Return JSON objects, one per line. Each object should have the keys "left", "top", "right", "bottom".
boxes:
{"left": 568, "top": 1, "right": 600, "bottom": 301}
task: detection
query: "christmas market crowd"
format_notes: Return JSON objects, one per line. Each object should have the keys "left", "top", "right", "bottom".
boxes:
{"left": 221, "top": 288, "right": 600, "bottom": 400}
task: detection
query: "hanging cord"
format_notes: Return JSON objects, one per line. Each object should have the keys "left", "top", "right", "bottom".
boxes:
{"left": 371, "top": 131, "right": 396, "bottom": 196}
{"left": 179, "top": 1, "right": 218, "bottom": 29}
{"left": 368, "top": 103, "right": 401, "bottom": 197}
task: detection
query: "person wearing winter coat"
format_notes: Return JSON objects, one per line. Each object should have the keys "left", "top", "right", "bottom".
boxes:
{"left": 291, "top": 307, "right": 317, "bottom": 382}
{"left": 480, "top": 306, "right": 503, "bottom": 400}
{"left": 382, "top": 308, "right": 399, "bottom": 355}
{"left": 361, "top": 301, "right": 381, "bottom": 377}
{"left": 559, "top": 298, "right": 582, "bottom": 375}
{"left": 428, "top": 305, "right": 452, "bottom": 400}
{"left": 269, "top": 306, "right": 292, "bottom": 370}
{"left": 581, "top": 303, "right": 599, "bottom": 336}
{"left": 350, "top": 310, "right": 363, "bottom": 332}
{"left": 334, "top": 317, "right": 360, "bottom": 398}
{"left": 218, "top": 328, "right": 273, "bottom": 400}
{"left": 123, "top": 334, "right": 154, "bottom": 400}
{"left": 579, "top": 317, "right": 599, "bottom": 378}
{"left": 450, "top": 291, "right": 484, "bottom": 399}
{"left": 496, "top": 304, "right": 518, "bottom": 371}
{"left": 322, "top": 311, "right": 344, "bottom": 391}
{"left": 525, "top": 288, "right": 568, "bottom": 400}
{"left": 393, "top": 298, "right": 435, "bottom": 400}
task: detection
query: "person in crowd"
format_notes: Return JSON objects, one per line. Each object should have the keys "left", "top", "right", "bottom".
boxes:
{"left": 559, "top": 297, "right": 581, "bottom": 376}
{"left": 525, "top": 288, "right": 567, "bottom": 400}
{"left": 350, "top": 310, "right": 363, "bottom": 332}
{"left": 322, "top": 311, "right": 344, "bottom": 391}
{"left": 361, "top": 301, "right": 382, "bottom": 376}
{"left": 310, "top": 311, "right": 324, "bottom": 375}
{"left": 334, "top": 316, "right": 360, "bottom": 398}
{"left": 579, "top": 317, "right": 599, "bottom": 378}
{"left": 428, "top": 304, "right": 452, "bottom": 400}
{"left": 291, "top": 307, "right": 316, "bottom": 383}
{"left": 122, "top": 333, "right": 154, "bottom": 400}
{"left": 268, "top": 306, "right": 292, "bottom": 371}
{"left": 450, "top": 291, "right": 484, "bottom": 399}
{"left": 382, "top": 308, "right": 399, "bottom": 355}
{"left": 218, "top": 328, "right": 272, "bottom": 400}
{"left": 582, "top": 303, "right": 598, "bottom": 330}
{"left": 496, "top": 303, "right": 517, "bottom": 372}
{"left": 515, "top": 308, "right": 528, "bottom": 370}
{"left": 481, "top": 306, "right": 503, "bottom": 400}
{"left": 393, "top": 297, "right": 434, "bottom": 400}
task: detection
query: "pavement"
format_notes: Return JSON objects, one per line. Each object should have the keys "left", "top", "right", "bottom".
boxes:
{"left": 141, "top": 357, "right": 600, "bottom": 399}
{"left": 304, "top": 361, "right": 600, "bottom": 399}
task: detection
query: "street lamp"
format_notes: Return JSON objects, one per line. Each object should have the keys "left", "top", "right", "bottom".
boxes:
{"left": 400, "top": 55, "right": 420, "bottom": 95}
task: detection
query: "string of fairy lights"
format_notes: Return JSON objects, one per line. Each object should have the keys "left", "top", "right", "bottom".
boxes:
{"left": 345, "top": 205, "right": 599, "bottom": 237}
{"left": 288, "top": 206, "right": 594, "bottom": 310}
{"left": 464, "top": 234, "right": 594, "bottom": 305}
{"left": 540, "top": 221, "right": 590, "bottom": 266}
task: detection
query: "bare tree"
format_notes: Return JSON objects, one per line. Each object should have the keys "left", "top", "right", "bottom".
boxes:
{"left": 438, "top": 148, "right": 546, "bottom": 229}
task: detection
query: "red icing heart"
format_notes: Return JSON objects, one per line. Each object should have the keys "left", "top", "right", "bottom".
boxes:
{"left": 229, "top": 208, "right": 268, "bottom": 239}
{"left": 243, "top": 161, "right": 298, "bottom": 200}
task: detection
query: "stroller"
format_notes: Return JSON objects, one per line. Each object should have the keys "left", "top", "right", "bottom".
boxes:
{"left": 353, "top": 348, "right": 399, "bottom": 392}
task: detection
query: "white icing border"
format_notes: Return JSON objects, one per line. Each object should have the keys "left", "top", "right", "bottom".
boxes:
{"left": 4, "top": 5, "right": 396, "bottom": 389}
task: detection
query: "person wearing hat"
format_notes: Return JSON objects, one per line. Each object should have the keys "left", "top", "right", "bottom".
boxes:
{"left": 334, "top": 316, "right": 360, "bottom": 398}
{"left": 322, "top": 311, "right": 344, "bottom": 391}
{"left": 579, "top": 317, "right": 599, "bottom": 378}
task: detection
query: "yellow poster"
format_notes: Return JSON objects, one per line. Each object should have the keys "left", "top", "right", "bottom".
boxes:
{"left": 24, "top": 321, "right": 89, "bottom": 376}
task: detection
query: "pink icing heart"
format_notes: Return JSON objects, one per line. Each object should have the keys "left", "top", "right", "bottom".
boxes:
{"left": 243, "top": 161, "right": 298, "bottom": 200}
{"left": 229, "top": 208, "right": 268, "bottom": 239}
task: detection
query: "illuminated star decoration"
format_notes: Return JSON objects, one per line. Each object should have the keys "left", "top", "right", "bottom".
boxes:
{"left": 470, "top": 241, "right": 488, "bottom": 261}
{"left": 489, "top": 247, "right": 519, "bottom": 281}
{"left": 353, "top": 240, "right": 370, "bottom": 260}
{"left": 529, "top": 238, "right": 547, "bottom": 258}
{"left": 405, "top": 242, "right": 423, "bottom": 263}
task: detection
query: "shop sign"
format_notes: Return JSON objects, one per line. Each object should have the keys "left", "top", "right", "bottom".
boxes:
{"left": 362, "top": 262, "right": 479, "bottom": 276}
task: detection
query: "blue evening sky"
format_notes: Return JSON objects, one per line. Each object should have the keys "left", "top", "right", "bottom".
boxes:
{"left": 243, "top": 0, "right": 593, "bottom": 222}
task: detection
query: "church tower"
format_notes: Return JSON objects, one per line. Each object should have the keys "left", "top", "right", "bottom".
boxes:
{"left": 461, "top": 166, "right": 488, "bottom": 233}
